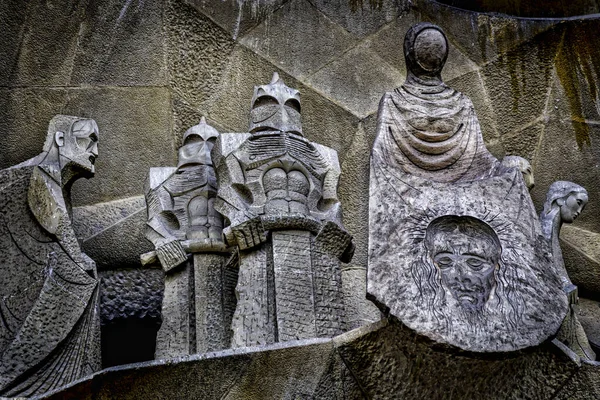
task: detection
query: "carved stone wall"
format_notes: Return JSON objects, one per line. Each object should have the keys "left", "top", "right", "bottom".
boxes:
{"left": 1, "top": 0, "right": 600, "bottom": 366}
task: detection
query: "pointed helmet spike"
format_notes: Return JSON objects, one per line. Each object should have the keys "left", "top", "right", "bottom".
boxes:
{"left": 200, "top": 116, "right": 207, "bottom": 124}
{"left": 271, "top": 72, "right": 280, "bottom": 84}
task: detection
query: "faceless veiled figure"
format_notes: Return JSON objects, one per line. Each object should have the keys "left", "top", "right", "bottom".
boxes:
{"left": 372, "top": 23, "right": 499, "bottom": 183}
{"left": 502, "top": 156, "right": 534, "bottom": 191}
{"left": 369, "top": 23, "right": 568, "bottom": 352}
{"left": 425, "top": 216, "right": 500, "bottom": 313}
{"left": 0, "top": 115, "right": 100, "bottom": 397}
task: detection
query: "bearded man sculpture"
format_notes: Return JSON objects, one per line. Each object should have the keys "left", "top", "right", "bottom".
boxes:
{"left": 368, "top": 23, "right": 568, "bottom": 352}
{"left": 0, "top": 115, "right": 100, "bottom": 397}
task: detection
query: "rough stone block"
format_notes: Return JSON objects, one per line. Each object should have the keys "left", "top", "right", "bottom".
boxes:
{"left": 4, "top": 0, "right": 86, "bottom": 86}
{"left": 100, "top": 269, "right": 164, "bottom": 324}
{"left": 531, "top": 78, "right": 600, "bottom": 233}
{"left": 70, "top": 0, "right": 167, "bottom": 86}
{"left": 561, "top": 226, "right": 600, "bottom": 298}
{"left": 417, "top": 0, "right": 560, "bottom": 65}
{"left": 240, "top": 0, "right": 357, "bottom": 80}
{"left": 335, "top": 318, "right": 583, "bottom": 399}
{"left": 501, "top": 120, "right": 544, "bottom": 165}
{"left": 310, "top": 0, "right": 410, "bottom": 38}
{"left": 306, "top": 43, "right": 404, "bottom": 118}
{"left": 0, "top": 88, "right": 68, "bottom": 168}
{"left": 166, "top": 0, "right": 235, "bottom": 108}
{"left": 480, "top": 26, "right": 562, "bottom": 137}
{"left": 184, "top": 0, "right": 287, "bottom": 40}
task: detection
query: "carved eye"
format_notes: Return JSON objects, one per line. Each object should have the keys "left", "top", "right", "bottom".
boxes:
{"left": 284, "top": 99, "right": 301, "bottom": 113}
{"left": 436, "top": 257, "right": 453, "bottom": 268}
{"left": 577, "top": 199, "right": 583, "bottom": 206}
{"left": 466, "top": 258, "right": 484, "bottom": 270}
{"left": 253, "top": 95, "right": 279, "bottom": 108}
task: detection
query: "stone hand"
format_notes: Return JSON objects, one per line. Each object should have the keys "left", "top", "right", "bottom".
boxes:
{"left": 156, "top": 240, "right": 188, "bottom": 273}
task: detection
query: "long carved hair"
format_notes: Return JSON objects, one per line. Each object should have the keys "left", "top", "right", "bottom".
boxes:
{"left": 410, "top": 215, "right": 523, "bottom": 332}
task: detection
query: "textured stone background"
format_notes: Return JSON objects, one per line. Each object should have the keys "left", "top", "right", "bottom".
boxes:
{"left": 1, "top": 0, "right": 600, "bottom": 361}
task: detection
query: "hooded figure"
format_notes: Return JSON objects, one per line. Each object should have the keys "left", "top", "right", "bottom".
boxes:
{"left": 375, "top": 22, "right": 499, "bottom": 183}
{"left": 368, "top": 24, "right": 568, "bottom": 353}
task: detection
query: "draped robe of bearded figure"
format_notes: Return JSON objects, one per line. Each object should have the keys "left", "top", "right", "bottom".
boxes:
{"left": 368, "top": 23, "right": 568, "bottom": 352}
{"left": 0, "top": 115, "right": 100, "bottom": 397}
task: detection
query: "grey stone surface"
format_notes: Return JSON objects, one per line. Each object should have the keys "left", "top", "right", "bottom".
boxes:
{"left": 166, "top": 0, "right": 236, "bottom": 108}
{"left": 42, "top": 338, "right": 362, "bottom": 400}
{"left": 240, "top": 0, "right": 357, "bottom": 80}
{"left": 43, "top": 319, "right": 600, "bottom": 400}
{"left": 368, "top": 23, "right": 568, "bottom": 352}
{"left": 184, "top": 0, "right": 287, "bottom": 40}
{"left": 561, "top": 226, "right": 600, "bottom": 298}
{"left": 310, "top": 0, "right": 410, "bottom": 38}
{"left": 2, "top": 0, "right": 87, "bottom": 86}
{"left": 0, "top": 115, "right": 100, "bottom": 397}
{"left": 144, "top": 118, "right": 234, "bottom": 357}
{"left": 0, "top": 88, "right": 69, "bottom": 169}
{"left": 335, "top": 318, "right": 595, "bottom": 400}
{"left": 72, "top": 196, "right": 151, "bottom": 270}
{"left": 578, "top": 298, "right": 600, "bottom": 350}
{"left": 64, "top": 87, "right": 176, "bottom": 207}
{"left": 100, "top": 269, "right": 164, "bottom": 324}
{"left": 306, "top": 43, "right": 404, "bottom": 118}
{"left": 214, "top": 75, "right": 352, "bottom": 348}
{"left": 70, "top": 0, "right": 167, "bottom": 86}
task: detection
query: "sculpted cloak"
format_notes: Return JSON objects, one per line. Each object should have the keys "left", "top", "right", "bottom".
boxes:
{"left": 368, "top": 23, "right": 568, "bottom": 352}
{"left": 0, "top": 118, "right": 99, "bottom": 397}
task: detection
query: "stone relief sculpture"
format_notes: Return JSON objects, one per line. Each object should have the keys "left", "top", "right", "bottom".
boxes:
{"left": 142, "top": 118, "right": 235, "bottom": 358}
{"left": 0, "top": 115, "right": 100, "bottom": 397}
{"left": 213, "top": 73, "right": 353, "bottom": 348}
{"left": 540, "top": 181, "right": 595, "bottom": 360}
{"left": 368, "top": 23, "right": 568, "bottom": 352}
{"left": 501, "top": 155, "right": 534, "bottom": 191}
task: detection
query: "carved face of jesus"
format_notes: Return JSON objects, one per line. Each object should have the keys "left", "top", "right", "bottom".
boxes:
{"left": 426, "top": 219, "right": 500, "bottom": 312}
{"left": 61, "top": 119, "right": 99, "bottom": 176}
{"left": 559, "top": 191, "right": 588, "bottom": 223}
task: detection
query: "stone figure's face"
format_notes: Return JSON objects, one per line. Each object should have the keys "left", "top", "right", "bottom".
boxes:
{"left": 60, "top": 119, "right": 99, "bottom": 176}
{"left": 559, "top": 192, "right": 588, "bottom": 223}
{"left": 177, "top": 120, "right": 219, "bottom": 169}
{"left": 522, "top": 163, "right": 534, "bottom": 191}
{"left": 428, "top": 226, "right": 500, "bottom": 312}
{"left": 249, "top": 73, "right": 302, "bottom": 135}
{"left": 414, "top": 28, "right": 448, "bottom": 74}
{"left": 178, "top": 133, "right": 216, "bottom": 168}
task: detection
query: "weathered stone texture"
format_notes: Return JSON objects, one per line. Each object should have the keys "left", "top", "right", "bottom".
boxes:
{"left": 100, "top": 269, "right": 164, "bottom": 324}
{"left": 70, "top": 0, "right": 167, "bottom": 86}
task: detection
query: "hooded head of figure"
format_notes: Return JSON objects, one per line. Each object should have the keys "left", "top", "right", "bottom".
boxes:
{"left": 404, "top": 22, "right": 449, "bottom": 85}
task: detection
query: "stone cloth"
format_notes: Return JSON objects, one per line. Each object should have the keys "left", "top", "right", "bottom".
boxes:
{"left": 377, "top": 80, "right": 499, "bottom": 183}
{"left": 368, "top": 84, "right": 569, "bottom": 352}
{"left": 0, "top": 166, "right": 99, "bottom": 397}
